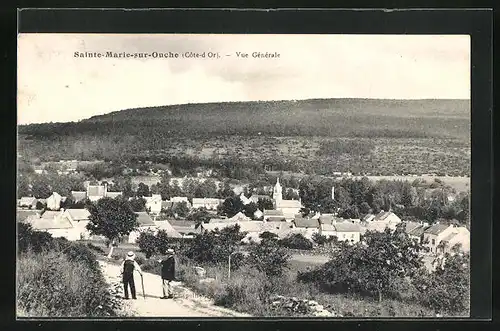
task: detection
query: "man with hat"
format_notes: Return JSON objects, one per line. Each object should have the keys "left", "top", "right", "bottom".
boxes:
{"left": 158, "top": 248, "right": 176, "bottom": 299}
{"left": 120, "top": 251, "right": 143, "bottom": 300}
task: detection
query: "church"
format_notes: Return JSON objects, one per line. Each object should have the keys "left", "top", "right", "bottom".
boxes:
{"left": 271, "top": 177, "right": 303, "bottom": 221}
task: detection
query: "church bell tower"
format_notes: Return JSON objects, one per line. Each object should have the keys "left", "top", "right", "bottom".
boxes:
{"left": 273, "top": 177, "right": 283, "bottom": 208}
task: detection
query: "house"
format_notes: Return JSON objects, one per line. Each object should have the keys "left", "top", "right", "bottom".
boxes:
{"left": 423, "top": 223, "right": 456, "bottom": 254}
{"left": 33, "top": 165, "right": 46, "bottom": 174}
{"left": 128, "top": 212, "right": 158, "bottom": 244}
{"left": 253, "top": 209, "right": 264, "bottom": 219}
{"left": 25, "top": 210, "right": 81, "bottom": 241}
{"left": 17, "top": 209, "right": 42, "bottom": 222}
{"left": 363, "top": 211, "right": 402, "bottom": 233}
{"left": 71, "top": 191, "right": 88, "bottom": 202}
{"left": 192, "top": 198, "right": 222, "bottom": 210}
{"left": 319, "top": 223, "right": 337, "bottom": 238}
{"left": 18, "top": 197, "right": 38, "bottom": 209}
{"left": 263, "top": 209, "right": 286, "bottom": 222}
{"left": 333, "top": 222, "right": 361, "bottom": 244}
{"left": 62, "top": 208, "right": 92, "bottom": 240}
{"left": 293, "top": 217, "right": 320, "bottom": 239}
{"left": 154, "top": 219, "right": 183, "bottom": 238}
{"left": 46, "top": 192, "right": 63, "bottom": 210}
{"left": 145, "top": 194, "right": 163, "bottom": 215}
{"left": 239, "top": 193, "right": 252, "bottom": 205}
{"left": 272, "top": 178, "right": 303, "bottom": 220}
{"left": 250, "top": 194, "right": 271, "bottom": 204}
{"left": 403, "top": 221, "right": 428, "bottom": 243}
{"left": 362, "top": 214, "right": 376, "bottom": 223}
{"left": 440, "top": 226, "right": 470, "bottom": 253}
{"left": 86, "top": 183, "right": 123, "bottom": 202}
{"left": 106, "top": 192, "right": 122, "bottom": 199}
{"left": 228, "top": 212, "right": 251, "bottom": 222}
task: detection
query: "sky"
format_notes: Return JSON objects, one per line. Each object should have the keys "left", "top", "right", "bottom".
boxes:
{"left": 17, "top": 34, "right": 470, "bottom": 124}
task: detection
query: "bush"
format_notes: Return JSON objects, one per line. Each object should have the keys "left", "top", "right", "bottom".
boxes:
{"left": 279, "top": 233, "right": 313, "bottom": 250}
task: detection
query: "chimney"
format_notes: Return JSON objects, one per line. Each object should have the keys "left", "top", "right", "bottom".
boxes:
{"left": 104, "top": 183, "right": 108, "bottom": 196}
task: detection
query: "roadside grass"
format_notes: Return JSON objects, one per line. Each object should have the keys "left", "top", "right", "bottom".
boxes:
{"left": 17, "top": 248, "right": 119, "bottom": 317}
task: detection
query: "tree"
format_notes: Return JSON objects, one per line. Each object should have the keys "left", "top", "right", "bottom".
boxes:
{"left": 279, "top": 233, "right": 313, "bottom": 250}
{"left": 172, "top": 201, "right": 190, "bottom": 218}
{"left": 155, "top": 230, "right": 171, "bottom": 255}
{"left": 31, "top": 177, "right": 51, "bottom": 199}
{"left": 129, "top": 197, "right": 147, "bottom": 212}
{"left": 187, "top": 208, "right": 213, "bottom": 230}
{"left": 312, "top": 232, "right": 328, "bottom": 245}
{"left": 86, "top": 197, "right": 139, "bottom": 257}
{"left": 283, "top": 188, "right": 300, "bottom": 200}
{"left": 248, "top": 238, "right": 291, "bottom": 277}
{"left": 257, "top": 198, "right": 274, "bottom": 212}
{"left": 417, "top": 252, "right": 470, "bottom": 315}
{"left": 136, "top": 182, "right": 150, "bottom": 197}
{"left": 195, "top": 179, "right": 218, "bottom": 198}
{"left": 185, "top": 224, "right": 246, "bottom": 265}
{"left": 220, "top": 196, "right": 245, "bottom": 218}
{"left": 136, "top": 231, "right": 157, "bottom": 258}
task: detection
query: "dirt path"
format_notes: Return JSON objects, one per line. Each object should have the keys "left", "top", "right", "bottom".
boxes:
{"left": 98, "top": 260, "right": 251, "bottom": 317}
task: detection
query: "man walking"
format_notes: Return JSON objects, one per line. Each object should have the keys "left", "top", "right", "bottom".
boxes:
{"left": 120, "top": 251, "right": 143, "bottom": 300}
{"left": 158, "top": 248, "right": 176, "bottom": 299}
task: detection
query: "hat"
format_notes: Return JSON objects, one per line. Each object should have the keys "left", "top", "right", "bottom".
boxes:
{"left": 126, "top": 251, "right": 135, "bottom": 259}
{"left": 167, "top": 248, "right": 174, "bottom": 254}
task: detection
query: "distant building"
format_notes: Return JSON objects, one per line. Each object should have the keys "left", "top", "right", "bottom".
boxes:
{"left": 24, "top": 210, "right": 81, "bottom": 241}
{"left": 84, "top": 183, "right": 123, "bottom": 202}
{"left": 423, "top": 223, "right": 469, "bottom": 254}
{"left": 272, "top": 178, "right": 303, "bottom": 220}
{"left": 263, "top": 209, "right": 286, "bottom": 222}
{"left": 127, "top": 212, "right": 158, "bottom": 244}
{"left": 333, "top": 222, "right": 361, "bottom": 244}
{"left": 249, "top": 194, "right": 271, "bottom": 204}
{"left": 423, "top": 223, "right": 455, "bottom": 254}
{"left": 18, "top": 197, "right": 38, "bottom": 209}
{"left": 192, "top": 198, "right": 222, "bottom": 210}
{"left": 145, "top": 194, "right": 163, "bottom": 215}
{"left": 293, "top": 217, "right": 319, "bottom": 239}
{"left": 362, "top": 211, "right": 402, "bottom": 233}
{"left": 46, "top": 192, "right": 63, "bottom": 210}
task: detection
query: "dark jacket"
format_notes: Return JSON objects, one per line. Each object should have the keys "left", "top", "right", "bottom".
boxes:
{"left": 161, "top": 256, "right": 176, "bottom": 280}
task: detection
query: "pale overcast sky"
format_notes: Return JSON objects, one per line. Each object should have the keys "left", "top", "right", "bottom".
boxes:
{"left": 17, "top": 34, "right": 470, "bottom": 124}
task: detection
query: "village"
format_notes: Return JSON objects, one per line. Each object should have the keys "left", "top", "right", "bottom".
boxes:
{"left": 17, "top": 158, "right": 470, "bottom": 261}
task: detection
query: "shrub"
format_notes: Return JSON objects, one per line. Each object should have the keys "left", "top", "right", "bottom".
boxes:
{"left": 279, "top": 233, "right": 313, "bottom": 250}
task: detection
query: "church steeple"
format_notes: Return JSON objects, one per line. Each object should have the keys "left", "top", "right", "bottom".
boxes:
{"left": 273, "top": 177, "right": 283, "bottom": 206}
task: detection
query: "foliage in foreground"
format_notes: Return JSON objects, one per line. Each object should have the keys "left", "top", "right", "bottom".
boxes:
{"left": 17, "top": 222, "right": 118, "bottom": 317}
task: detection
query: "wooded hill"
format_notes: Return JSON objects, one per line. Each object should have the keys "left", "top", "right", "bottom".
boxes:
{"left": 18, "top": 98, "right": 470, "bottom": 140}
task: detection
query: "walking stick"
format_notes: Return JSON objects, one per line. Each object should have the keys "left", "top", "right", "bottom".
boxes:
{"left": 140, "top": 274, "right": 145, "bottom": 299}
